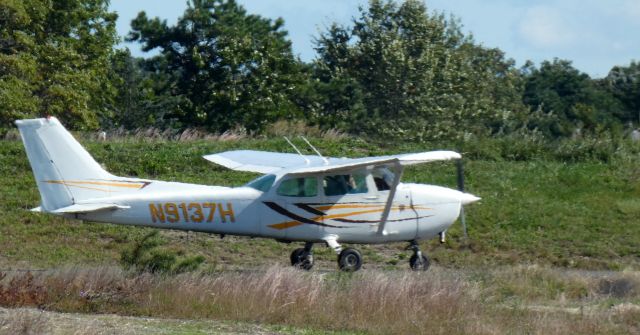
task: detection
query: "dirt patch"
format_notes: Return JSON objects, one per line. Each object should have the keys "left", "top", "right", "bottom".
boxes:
{"left": 0, "top": 307, "right": 285, "bottom": 335}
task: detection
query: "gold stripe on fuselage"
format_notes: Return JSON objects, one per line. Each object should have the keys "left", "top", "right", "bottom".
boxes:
{"left": 44, "top": 180, "right": 147, "bottom": 192}
{"left": 268, "top": 205, "right": 429, "bottom": 230}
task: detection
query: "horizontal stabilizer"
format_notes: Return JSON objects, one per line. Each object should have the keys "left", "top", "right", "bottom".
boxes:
{"left": 51, "top": 203, "right": 130, "bottom": 214}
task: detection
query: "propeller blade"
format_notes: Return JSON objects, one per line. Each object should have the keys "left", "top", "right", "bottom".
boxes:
{"left": 456, "top": 158, "right": 469, "bottom": 240}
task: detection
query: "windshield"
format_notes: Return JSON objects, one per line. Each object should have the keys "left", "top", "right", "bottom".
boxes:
{"left": 245, "top": 174, "right": 276, "bottom": 192}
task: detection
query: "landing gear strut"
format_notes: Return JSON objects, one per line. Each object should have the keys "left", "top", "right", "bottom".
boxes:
{"left": 290, "top": 242, "right": 314, "bottom": 270}
{"left": 325, "top": 236, "right": 363, "bottom": 272}
{"left": 408, "top": 240, "right": 430, "bottom": 271}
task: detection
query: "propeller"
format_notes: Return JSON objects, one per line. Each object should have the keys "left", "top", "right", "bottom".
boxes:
{"left": 456, "top": 158, "right": 469, "bottom": 241}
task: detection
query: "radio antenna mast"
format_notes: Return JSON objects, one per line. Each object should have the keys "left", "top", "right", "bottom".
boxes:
{"left": 284, "top": 136, "right": 310, "bottom": 165}
{"left": 300, "top": 136, "right": 329, "bottom": 165}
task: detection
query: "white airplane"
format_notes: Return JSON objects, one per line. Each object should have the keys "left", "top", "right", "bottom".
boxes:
{"left": 16, "top": 117, "right": 480, "bottom": 271}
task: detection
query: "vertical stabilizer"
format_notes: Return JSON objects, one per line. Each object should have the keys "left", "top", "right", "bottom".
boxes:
{"left": 15, "top": 117, "right": 114, "bottom": 211}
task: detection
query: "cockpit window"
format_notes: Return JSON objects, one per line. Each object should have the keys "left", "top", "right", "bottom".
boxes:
{"left": 277, "top": 177, "right": 318, "bottom": 197}
{"left": 323, "top": 172, "right": 368, "bottom": 196}
{"left": 245, "top": 174, "right": 276, "bottom": 192}
{"left": 372, "top": 167, "right": 394, "bottom": 191}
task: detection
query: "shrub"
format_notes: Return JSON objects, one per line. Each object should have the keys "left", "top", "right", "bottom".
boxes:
{"left": 120, "top": 231, "right": 204, "bottom": 274}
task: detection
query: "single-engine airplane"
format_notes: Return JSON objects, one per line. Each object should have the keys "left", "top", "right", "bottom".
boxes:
{"left": 16, "top": 117, "right": 479, "bottom": 271}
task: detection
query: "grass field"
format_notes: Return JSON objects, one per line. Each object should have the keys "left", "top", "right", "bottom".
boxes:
{"left": 1, "top": 135, "right": 640, "bottom": 334}
{"left": 1, "top": 137, "right": 639, "bottom": 270}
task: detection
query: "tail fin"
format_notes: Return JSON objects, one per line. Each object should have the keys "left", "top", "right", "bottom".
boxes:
{"left": 15, "top": 117, "right": 115, "bottom": 211}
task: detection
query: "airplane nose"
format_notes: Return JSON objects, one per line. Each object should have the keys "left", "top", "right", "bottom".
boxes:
{"left": 459, "top": 192, "right": 481, "bottom": 205}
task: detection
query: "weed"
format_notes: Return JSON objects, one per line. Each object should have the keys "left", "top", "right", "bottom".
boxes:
{"left": 120, "top": 231, "right": 204, "bottom": 274}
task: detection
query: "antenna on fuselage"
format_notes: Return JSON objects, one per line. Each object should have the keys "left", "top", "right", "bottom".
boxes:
{"left": 284, "top": 136, "right": 310, "bottom": 165}
{"left": 300, "top": 136, "right": 329, "bottom": 165}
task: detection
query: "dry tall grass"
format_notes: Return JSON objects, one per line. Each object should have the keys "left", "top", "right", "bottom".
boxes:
{"left": 2, "top": 120, "right": 347, "bottom": 142}
{"left": 0, "top": 265, "right": 639, "bottom": 334}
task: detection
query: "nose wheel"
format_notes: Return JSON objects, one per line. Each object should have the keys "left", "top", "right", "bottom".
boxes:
{"left": 408, "top": 240, "right": 430, "bottom": 271}
{"left": 290, "top": 242, "right": 314, "bottom": 270}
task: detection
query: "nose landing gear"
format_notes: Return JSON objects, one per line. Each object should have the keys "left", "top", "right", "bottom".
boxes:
{"left": 408, "top": 240, "right": 430, "bottom": 271}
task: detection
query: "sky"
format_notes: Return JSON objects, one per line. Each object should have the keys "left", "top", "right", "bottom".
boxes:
{"left": 110, "top": 0, "right": 640, "bottom": 79}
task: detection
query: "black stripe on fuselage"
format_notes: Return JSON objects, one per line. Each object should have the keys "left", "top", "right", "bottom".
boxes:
{"left": 333, "top": 215, "right": 434, "bottom": 224}
{"left": 262, "top": 201, "right": 343, "bottom": 228}
{"left": 293, "top": 203, "right": 326, "bottom": 216}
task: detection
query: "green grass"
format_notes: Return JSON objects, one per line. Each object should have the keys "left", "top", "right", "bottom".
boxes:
{"left": 1, "top": 137, "right": 640, "bottom": 270}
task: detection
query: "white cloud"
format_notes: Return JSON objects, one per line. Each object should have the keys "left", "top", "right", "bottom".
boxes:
{"left": 517, "top": 6, "right": 576, "bottom": 49}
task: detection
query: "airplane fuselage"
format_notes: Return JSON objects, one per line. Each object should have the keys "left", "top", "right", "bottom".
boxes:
{"left": 70, "top": 179, "right": 462, "bottom": 244}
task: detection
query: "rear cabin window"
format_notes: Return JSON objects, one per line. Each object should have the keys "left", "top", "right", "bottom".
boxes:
{"left": 277, "top": 177, "right": 318, "bottom": 197}
{"left": 323, "top": 173, "right": 368, "bottom": 196}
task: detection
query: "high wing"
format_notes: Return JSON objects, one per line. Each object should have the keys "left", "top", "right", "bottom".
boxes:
{"left": 203, "top": 150, "right": 461, "bottom": 174}
{"left": 203, "top": 150, "right": 345, "bottom": 174}
{"left": 287, "top": 150, "right": 461, "bottom": 175}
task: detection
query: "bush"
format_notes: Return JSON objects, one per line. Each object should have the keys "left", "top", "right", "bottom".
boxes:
{"left": 120, "top": 231, "right": 204, "bottom": 274}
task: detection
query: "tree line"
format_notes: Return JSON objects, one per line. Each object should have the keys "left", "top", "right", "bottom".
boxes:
{"left": 1, "top": 0, "right": 639, "bottom": 141}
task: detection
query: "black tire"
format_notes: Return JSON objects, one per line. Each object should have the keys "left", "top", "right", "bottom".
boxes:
{"left": 409, "top": 254, "right": 430, "bottom": 271}
{"left": 290, "top": 248, "right": 314, "bottom": 270}
{"left": 338, "top": 248, "right": 362, "bottom": 272}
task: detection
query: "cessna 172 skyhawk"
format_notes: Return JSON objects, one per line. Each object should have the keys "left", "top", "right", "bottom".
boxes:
{"left": 16, "top": 117, "right": 479, "bottom": 271}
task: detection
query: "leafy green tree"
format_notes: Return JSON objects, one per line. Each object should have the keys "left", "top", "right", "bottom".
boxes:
{"left": 109, "top": 49, "right": 185, "bottom": 129}
{"left": 127, "top": 0, "right": 305, "bottom": 132}
{"left": 522, "top": 59, "right": 624, "bottom": 136}
{"left": 603, "top": 61, "right": 640, "bottom": 125}
{"left": 313, "top": 0, "right": 527, "bottom": 141}
{"left": 0, "top": 0, "right": 118, "bottom": 131}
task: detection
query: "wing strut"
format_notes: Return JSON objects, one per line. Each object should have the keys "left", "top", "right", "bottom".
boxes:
{"left": 377, "top": 160, "right": 403, "bottom": 235}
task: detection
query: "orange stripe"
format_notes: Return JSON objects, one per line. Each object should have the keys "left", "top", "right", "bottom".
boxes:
{"left": 44, "top": 181, "right": 111, "bottom": 192}
{"left": 268, "top": 206, "right": 413, "bottom": 230}
{"left": 46, "top": 180, "right": 144, "bottom": 189}
{"left": 268, "top": 221, "right": 304, "bottom": 230}
{"left": 314, "top": 204, "right": 384, "bottom": 211}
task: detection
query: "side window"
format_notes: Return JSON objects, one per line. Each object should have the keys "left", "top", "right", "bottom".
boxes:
{"left": 277, "top": 177, "right": 318, "bottom": 197}
{"left": 323, "top": 172, "right": 368, "bottom": 196}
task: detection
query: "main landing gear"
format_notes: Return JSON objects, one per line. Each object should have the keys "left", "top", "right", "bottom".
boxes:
{"left": 290, "top": 242, "right": 314, "bottom": 270}
{"left": 289, "top": 239, "right": 429, "bottom": 272}
{"left": 290, "top": 238, "right": 363, "bottom": 272}
{"left": 408, "top": 240, "right": 430, "bottom": 271}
